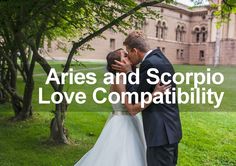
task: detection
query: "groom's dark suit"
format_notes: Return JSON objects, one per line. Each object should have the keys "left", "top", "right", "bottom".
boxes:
{"left": 126, "top": 48, "right": 182, "bottom": 166}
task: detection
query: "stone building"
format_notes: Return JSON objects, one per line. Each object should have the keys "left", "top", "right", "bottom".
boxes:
{"left": 45, "top": 2, "right": 236, "bottom": 65}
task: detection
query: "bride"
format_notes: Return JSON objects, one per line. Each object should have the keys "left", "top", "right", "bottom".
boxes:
{"left": 74, "top": 48, "right": 170, "bottom": 166}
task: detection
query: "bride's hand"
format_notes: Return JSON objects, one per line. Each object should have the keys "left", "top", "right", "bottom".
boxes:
{"left": 153, "top": 82, "right": 171, "bottom": 96}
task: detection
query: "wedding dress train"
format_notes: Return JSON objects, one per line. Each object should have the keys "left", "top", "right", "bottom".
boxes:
{"left": 74, "top": 95, "right": 147, "bottom": 166}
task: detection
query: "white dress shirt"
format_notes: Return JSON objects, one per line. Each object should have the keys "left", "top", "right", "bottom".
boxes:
{"left": 142, "top": 50, "right": 153, "bottom": 62}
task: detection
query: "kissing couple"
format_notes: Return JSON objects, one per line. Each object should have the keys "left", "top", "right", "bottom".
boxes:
{"left": 75, "top": 31, "right": 182, "bottom": 166}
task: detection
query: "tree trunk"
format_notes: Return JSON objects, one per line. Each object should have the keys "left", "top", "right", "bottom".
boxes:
{"left": 2, "top": 63, "right": 23, "bottom": 116}
{"left": 214, "top": 0, "right": 222, "bottom": 67}
{"left": 5, "top": 68, "right": 23, "bottom": 119}
{"left": 214, "top": 27, "right": 221, "bottom": 67}
{"left": 0, "top": 56, "right": 8, "bottom": 103}
{"left": 0, "top": 87, "right": 8, "bottom": 104}
{"left": 13, "top": 59, "right": 35, "bottom": 121}
{"left": 13, "top": 84, "right": 34, "bottom": 120}
{"left": 49, "top": 98, "right": 70, "bottom": 144}
{"left": 8, "top": 56, "right": 23, "bottom": 117}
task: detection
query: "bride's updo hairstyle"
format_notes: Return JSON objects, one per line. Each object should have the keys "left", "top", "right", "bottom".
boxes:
{"left": 106, "top": 48, "right": 123, "bottom": 74}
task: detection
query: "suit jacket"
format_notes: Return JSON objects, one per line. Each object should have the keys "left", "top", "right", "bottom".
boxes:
{"left": 126, "top": 48, "right": 182, "bottom": 147}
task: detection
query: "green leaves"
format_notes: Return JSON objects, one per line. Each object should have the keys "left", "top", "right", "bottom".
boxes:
{"left": 225, "top": 0, "right": 236, "bottom": 7}
{"left": 0, "top": 0, "right": 166, "bottom": 52}
{"left": 226, "top": 0, "right": 236, "bottom": 13}
{"left": 232, "top": 7, "right": 236, "bottom": 13}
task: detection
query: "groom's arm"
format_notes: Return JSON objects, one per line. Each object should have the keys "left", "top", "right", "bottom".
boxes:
{"left": 117, "top": 73, "right": 170, "bottom": 116}
{"left": 126, "top": 71, "right": 138, "bottom": 93}
{"left": 126, "top": 60, "right": 157, "bottom": 103}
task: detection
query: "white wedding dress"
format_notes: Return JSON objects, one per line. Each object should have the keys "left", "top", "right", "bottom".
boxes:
{"left": 74, "top": 95, "right": 147, "bottom": 166}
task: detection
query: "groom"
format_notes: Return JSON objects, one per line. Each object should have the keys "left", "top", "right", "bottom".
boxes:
{"left": 112, "top": 31, "right": 182, "bottom": 166}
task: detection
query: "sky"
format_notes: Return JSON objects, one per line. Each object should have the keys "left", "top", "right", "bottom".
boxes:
{"left": 176, "top": 0, "right": 209, "bottom": 6}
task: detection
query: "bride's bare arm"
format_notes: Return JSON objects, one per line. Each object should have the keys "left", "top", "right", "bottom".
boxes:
{"left": 114, "top": 77, "right": 170, "bottom": 116}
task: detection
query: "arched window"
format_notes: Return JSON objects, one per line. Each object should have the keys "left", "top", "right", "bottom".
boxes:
{"left": 161, "top": 22, "right": 167, "bottom": 39}
{"left": 180, "top": 26, "right": 185, "bottom": 42}
{"left": 193, "top": 26, "right": 207, "bottom": 43}
{"left": 176, "top": 25, "right": 180, "bottom": 41}
{"left": 193, "top": 27, "right": 200, "bottom": 43}
{"left": 201, "top": 26, "right": 207, "bottom": 42}
{"left": 156, "top": 21, "right": 161, "bottom": 38}
{"left": 176, "top": 24, "right": 185, "bottom": 42}
{"left": 156, "top": 21, "right": 167, "bottom": 39}
{"left": 161, "top": 24, "right": 164, "bottom": 39}
{"left": 156, "top": 26, "right": 159, "bottom": 38}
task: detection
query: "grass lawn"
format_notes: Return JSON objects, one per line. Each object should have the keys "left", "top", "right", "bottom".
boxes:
{"left": 0, "top": 62, "right": 236, "bottom": 166}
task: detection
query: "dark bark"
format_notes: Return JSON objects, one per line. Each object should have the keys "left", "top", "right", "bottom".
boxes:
{"left": 2, "top": 64, "right": 23, "bottom": 117}
{"left": 16, "top": 63, "right": 27, "bottom": 82}
{"left": 1, "top": 30, "right": 35, "bottom": 120}
{"left": 12, "top": 33, "right": 36, "bottom": 121}
{"left": 13, "top": 59, "right": 35, "bottom": 120}
{"left": 0, "top": 55, "right": 8, "bottom": 103}
{"left": 0, "top": 88, "right": 8, "bottom": 104}
{"left": 1, "top": 53, "right": 24, "bottom": 117}
{"left": 0, "top": 24, "right": 24, "bottom": 116}
{"left": 49, "top": 98, "right": 70, "bottom": 144}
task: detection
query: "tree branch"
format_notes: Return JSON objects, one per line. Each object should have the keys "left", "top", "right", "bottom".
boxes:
{"left": 58, "top": 0, "right": 164, "bottom": 91}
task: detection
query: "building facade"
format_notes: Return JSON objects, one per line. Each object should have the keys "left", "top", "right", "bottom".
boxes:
{"left": 45, "top": 2, "right": 236, "bottom": 65}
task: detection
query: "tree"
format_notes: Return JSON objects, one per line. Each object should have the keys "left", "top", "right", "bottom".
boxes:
{"left": 0, "top": 0, "right": 168, "bottom": 143}
{"left": 211, "top": 0, "right": 236, "bottom": 66}
{"left": 192, "top": 0, "right": 236, "bottom": 66}
{"left": 0, "top": 1, "right": 39, "bottom": 120}
{"left": 38, "top": 0, "right": 165, "bottom": 144}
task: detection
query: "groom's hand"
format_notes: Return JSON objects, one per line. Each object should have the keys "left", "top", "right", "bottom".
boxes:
{"left": 112, "top": 58, "right": 132, "bottom": 73}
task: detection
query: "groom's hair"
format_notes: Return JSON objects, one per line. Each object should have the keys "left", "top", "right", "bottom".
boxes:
{"left": 123, "top": 30, "right": 149, "bottom": 52}
{"left": 106, "top": 48, "right": 123, "bottom": 74}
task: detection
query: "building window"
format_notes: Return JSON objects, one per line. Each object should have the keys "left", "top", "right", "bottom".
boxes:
{"left": 156, "top": 21, "right": 161, "bottom": 38}
{"left": 193, "top": 26, "right": 207, "bottom": 43}
{"left": 201, "top": 27, "right": 207, "bottom": 42}
{"left": 176, "top": 25, "right": 180, "bottom": 41}
{"left": 156, "top": 27, "right": 159, "bottom": 38}
{"left": 156, "top": 21, "right": 167, "bottom": 39}
{"left": 193, "top": 27, "right": 200, "bottom": 43}
{"left": 110, "top": 38, "right": 115, "bottom": 50}
{"left": 180, "top": 49, "right": 184, "bottom": 59}
{"left": 177, "top": 49, "right": 184, "bottom": 60}
{"left": 176, "top": 25, "right": 185, "bottom": 42}
{"left": 202, "top": 33, "right": 206, "bottom": 42}
{"left": 180, "top": 26, "right": 185, "bottom": 42}
{"left": 176, "top": 49, "right": 179, "bottom": 59}
{"left": 199, "top": 50, "right": 205, "bottom": 61}
{"left": 196, "top": 33, "right": 200, "bottom": 42}
{"left": 180, "top": 13, "right": 183, "bottom": 19}
{"left": 161, "top": 22, "right": 167, "bottom": 39}
{"left": 161, "top": 27, "right": 164, "bottom": 39}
